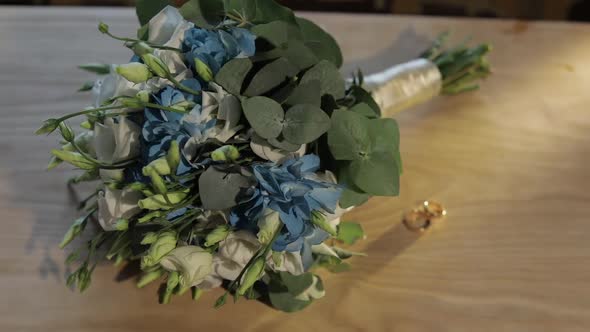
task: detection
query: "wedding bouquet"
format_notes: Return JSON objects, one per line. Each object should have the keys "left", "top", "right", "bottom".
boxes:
{"left": 37, "top": 0, "right": 490, "bottom": 312}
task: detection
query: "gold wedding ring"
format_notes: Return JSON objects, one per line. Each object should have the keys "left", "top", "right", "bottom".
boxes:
{"left": 403, "top": 200, "right": 447, "bottom": 232}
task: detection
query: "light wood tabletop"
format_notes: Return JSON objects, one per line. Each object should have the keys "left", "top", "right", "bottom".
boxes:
{"left": 1, "top": 6, "right": 589, "bottom": 332}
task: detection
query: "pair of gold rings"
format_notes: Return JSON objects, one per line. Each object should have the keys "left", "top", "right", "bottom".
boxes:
{"left": 403, "top": 200, "right": 447, "bottom": 233}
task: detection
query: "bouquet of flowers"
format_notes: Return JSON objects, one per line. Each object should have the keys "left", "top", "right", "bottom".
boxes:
{"left": 37, "top": 0, "right": 490, "bottom": 312}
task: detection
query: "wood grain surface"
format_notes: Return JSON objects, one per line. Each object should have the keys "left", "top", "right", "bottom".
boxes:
{"left": 1, "top": 7, "right": 589, "bottom": 332}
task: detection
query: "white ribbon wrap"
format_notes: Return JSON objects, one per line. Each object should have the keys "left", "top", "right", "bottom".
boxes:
{"left": 362, "top": 58, "right": 442, "bottom": 117}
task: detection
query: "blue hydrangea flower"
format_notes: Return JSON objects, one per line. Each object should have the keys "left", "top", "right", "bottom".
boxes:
{"left": 182, "top": 27, "right": 256, "bottom": 75}
{"left": 229, "top": 155, "right": 342, "bottom": 252}
{"left": 142, "top": 80, "right": 217, "bottom": 175}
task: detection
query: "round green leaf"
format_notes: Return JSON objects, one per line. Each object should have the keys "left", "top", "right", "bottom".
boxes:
{"left": 327, "top": 110, "right": 371, "bottom": 161}
{"left": 283, "top": 104, "right": 331, "bottom": 144}
{"left": 296, "top": 17, "right": 343, "bottom": 68}
{"left": 215, "top": 58, "right": 253, "bottom": 95}
{"left": 300, "top": 60, "right": 345, "bottom": 99}
{"left": 242, "top": 97, "right": 285, "bottom": 139}
{"left": 136, "top": 0, "right": 172, "bottom": 26}
{"left": 284, "top": 80, "right": 321, "bottom": 107}
{"left": 349, "top": 152, "right": 400, "bottom": 196}
{"left": 253, "top": 0, "right": 297, "bottom": 25}
{"left": 244, "top": 57, "right": 298, "bottom": 96}
{"left": 198, "top": 167, "right": 253, "bottom": 210}
{"left": 250, "top": 20, "right": 302, "bottom": 47}
{"left": 179, "top": 0, "right": 224, "bottom": 29}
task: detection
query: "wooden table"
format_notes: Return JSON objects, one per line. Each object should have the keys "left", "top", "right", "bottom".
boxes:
{"left": 1, "top": 6, "right": 589, "bottom": 332}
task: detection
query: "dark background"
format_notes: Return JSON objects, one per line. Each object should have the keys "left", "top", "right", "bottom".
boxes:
{"left": 2, "top": 0, "right": 590, "bottom": 21}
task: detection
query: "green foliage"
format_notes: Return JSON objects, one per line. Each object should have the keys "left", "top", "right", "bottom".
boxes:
{"left": 179, "top": 0, "right": 224, "bottom": 28}
{"left": 296, "top": 17, "right": 343, "bottom": 68}
{"left": 268, "top": 272, "right": 317, "bottom": 312}
{"left": 328, "top": 110, "right": 401, "bottom": 196}
{"left": 313, "top": 255, "right": 351, "bottom": 273}
{"left": 135, "top": 0, "right": 172, "bottom": 26}
{"left": 336, "top": 222, "right": 364, "bottom": 245}
{"left": 243, "top": 57, "right": 298, "bottom": 96}
{"left": 251, "top": 20, "right": 302, "bottom": 47}
{"left": 242, "top": 96, "right": 284, "bottom": 139}
{"left": 301, "top": 60, "right": 345, "bottom": 100}
{"left": 78, "top": 81, "right": 94, "bottom": 92}
{"left": 282, "top": 104, "right": 331, "bottom": 144}
{"left": 253, "top": 0, "right": 297, "bottom": 25}
{"left": 198, "top": 167, "right": 252, "bottom": 210}
{"left": 283, "top": 80, "right": 321, "bottom": 107}
{"left": 214, "top": 58, "right": 253, "bottom": 95}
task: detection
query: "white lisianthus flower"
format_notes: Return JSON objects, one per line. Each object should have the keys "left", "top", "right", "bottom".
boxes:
{"left": 148, "top": 6, "right": 184, "bottom": 46}
{"left": 93, "top": 117, "right": 141, "bottom": 181}
{"left": 199, "top": 83, "right": 244, "bottom": 142}
{"left": 212, "top": 230, "right": 304, "bottom": 283}
{"left": 160, "top": 246, "right": 214, "bottom": 289}
{"left": 97, "top": 187, "right": 142, "bottom": 231}
{"left": 92, "top": 68, "right": 141, "bottom": 108}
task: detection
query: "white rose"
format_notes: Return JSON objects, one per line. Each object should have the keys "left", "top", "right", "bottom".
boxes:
{"left": 160, "top": 246, "right": 214, "bottom": 289}
{"left": 93, "top": 116, "right": 141, "bottom": 181}
{"left": 97, "top": 187, "right": 142, "bottom": 231}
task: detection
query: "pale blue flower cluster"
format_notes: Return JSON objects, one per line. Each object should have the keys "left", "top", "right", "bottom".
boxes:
{"left": 229, "top": 155, "right": 342, "bottom": 254}
{"left": 182, "top": 27, "right": 256, "bottom": 75}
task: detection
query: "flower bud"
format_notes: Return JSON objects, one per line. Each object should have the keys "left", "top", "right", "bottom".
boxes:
{"left": 141, "top": 231, "right": 177, "bottom": 269}
{"left": 257, "top": 210, "right": 281, "bottom": 245}
{"left": 137, "top": 268, "right": 164, "bottom": 288}
{"left": 166, "top": 140, "right": 180, "bottom": 174}
{"left": 36, "top": 118, "right": 60, "bottom": 135}
{"left": 204, "top": 225, "right": 230, "bottom": 247}
{"left": 47, "top": 155, "right": 63, "bottom": 170}
{"left": 147, "top": 158, "right": 171, "bottom": 176}
{"left": 58, "top": 122, "right": 75, "bottom": 142}
{"left": 136, "top": 90, "right": 150, "bottom": 103}
{"left": 310, "top": 210, "right": 337, "bottom": 236}
{"left": 114, "top": 219, "right": 129, "bottom": 231}
{"left": 141, "top": 232, "right": 159, "bottom": 245}
{"left": 137, "top": 210, "right": 165, "bottom": 224}
{"left": 142, "top": 165, "right": 168, "bottom": 195}
{"left": 128, "top": 181, "right": 147, "bottom": 192}
{"left": 80, "top": 120, "right": 93, "bottom": 130}
{"left": 138, "top": 191, "right": 188, "bottom": 210}
{"left": 51, "top": 149, "right": 96, "bottom": 170}
{"left": 194, "top": 58, "right": 213, "bottom": 82}
{"left": 98, "top": 21, "right": 109, "bottom": 34}
{"left": 141, "top": 53, "right": 169, "bottom": 78}
{"left": 59, "top": 216, "right": 86, "bottom": 249}
{"left": 116, "top": 63, "right": 153, "bottom": 84}
{"left": 118, "top": 96, "right": 144, "bottom": 109}
{"left": 166, "top": 271, "right": 180, "bottom": 293}
{"left": 211, "top": 145, "right": 240, "bottom": 162}
{"left": 131, "top": 41, "right": 154, "bottom": 56}
{"left": 237, "top": 256, "right": 265, "bottom": 295}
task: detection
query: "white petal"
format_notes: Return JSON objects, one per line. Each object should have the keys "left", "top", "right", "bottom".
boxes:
{"left": 148, "top": 6, "right": 184, "bottom": 45}
{"left": 93, "top": 120, "right": 116, "bottom": 163}
{"left": 111, "top": 117, "right": 141, "bottom": 162}
{"left": 160, "top": 246, "right": 213, "bottom": 288}
{"left": 97, "top": 187, "right": 142, "bottom": 231}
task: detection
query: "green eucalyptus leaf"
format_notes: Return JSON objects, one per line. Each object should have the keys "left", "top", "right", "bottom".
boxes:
{"left": 327, "top": 110, "right": 371, "bottom": 161}
{"left": 198, "top": 167, "right": 252, "bottom": 210}
{"left": 242, "top": 96, "right": 285, "bottom": 139}
{"left": 269, "top": 291, "right": 312, "bottom": 312}
{"left": 135, "top": 0, "right": 171, "bottom": 26}
{"left": 223, "top": 0, "right": 257, "bottom": 21}
{"left": 179, "top": 0, "right": 224, "bottom": 28}
{"left": 279, "top": 40, "right": 318, "bottom": 71}
{"left": 296, "top": 17, "right": 343, "bottom": 68}
{"left": 313, "top": 255, "right": 351, "bottom": 273}
{"left": 253, "top": 0, "right": 297, "bottom": 25}
{"left": 348, "top": 85, "right": 381, "bottom": 117}
{"left": 279, "top": 271, "right": 314, "bottom": 296}
{"left": 215, "top": 58, "right": 253, "bottom": 95}
{"left": 301, "top": 60, "right": 345, "bottom": 99}
{"left": 349, "top": 152, "right": 399, "bottom": 196}
{"left": 339, "top": 188, "right": 370, "bottom": 208}
{"left": 336, "top": 221, "right": 364, "bottom": 245}
{"left": 268, "top": 137, "right": 301, "bottom": 152}
{"left": 250, "top": 20, "right": 302, "bottom": 47}
{"left": 244, "top": 57, "right": 298, "bottom": 96}
{"left": 349, "top": 102, "right": 378, "bottom": 119}
{"left": 284, "top": 80, "right": 321, "bottom": 107}
{"left": 282, "top": 104, "right": 330, "bottom": 144}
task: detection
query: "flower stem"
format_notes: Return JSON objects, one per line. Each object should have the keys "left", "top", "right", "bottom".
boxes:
{"left": 166, "top": 74, "right": 202, "bottom": 96}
